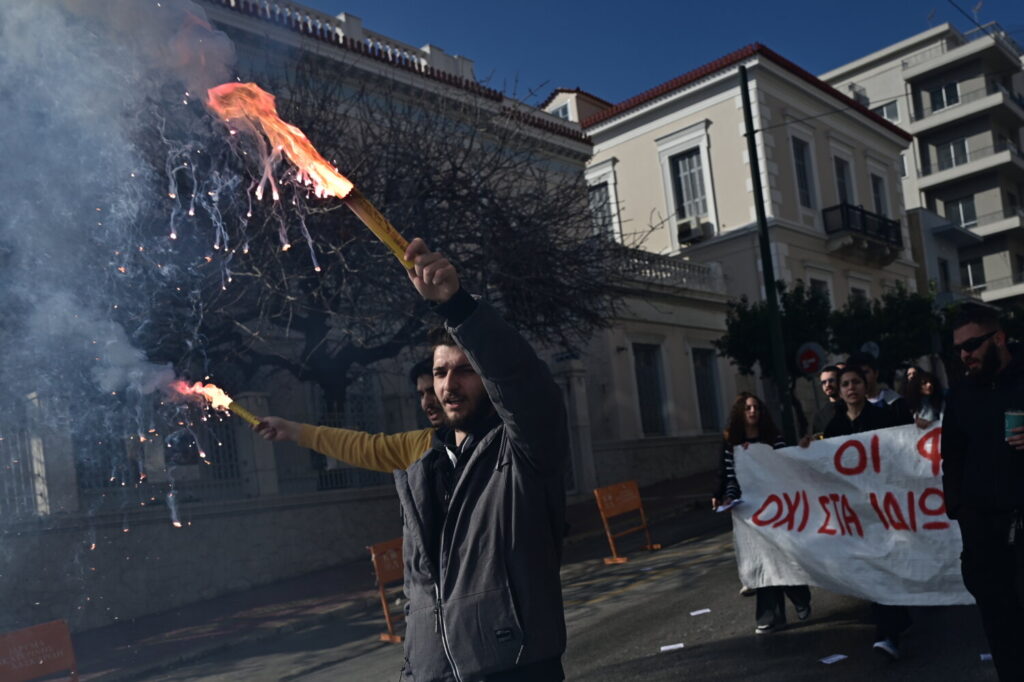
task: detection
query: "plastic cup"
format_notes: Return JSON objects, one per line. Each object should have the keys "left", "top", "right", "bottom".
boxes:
{"left": 1005, "top": 411, "right": 1024, "bottom": 440}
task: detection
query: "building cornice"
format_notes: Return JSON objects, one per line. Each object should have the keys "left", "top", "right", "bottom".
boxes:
{"left": 581, "top": 43, "right": 912, "bottom": 142}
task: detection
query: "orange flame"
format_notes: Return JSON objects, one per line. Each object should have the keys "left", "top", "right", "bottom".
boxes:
{"left": 169, "top": 379, "right": 233, "bottom": 410}
{"left": 206, "top": 82, "right": 354, "bottom": 200}
{"left": 205, "top": 82, "right": 411, "bottom": 267}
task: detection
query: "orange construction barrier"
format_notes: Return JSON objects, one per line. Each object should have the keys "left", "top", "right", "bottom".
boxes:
{"left": 367, "top": 537, "right": 405, "bottom": 643}
{"left": 0, "top": 619, "right": 79, "bottom": 682}
{"left": 593, "top": 480, "right": 661, "bottom": 564}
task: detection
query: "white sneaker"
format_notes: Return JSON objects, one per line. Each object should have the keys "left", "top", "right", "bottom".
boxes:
{"left": 739, "top": 586, "right": 756, "bottom": 597}
{"left": 872, "top": 638, "right": 899, "bottom": 660}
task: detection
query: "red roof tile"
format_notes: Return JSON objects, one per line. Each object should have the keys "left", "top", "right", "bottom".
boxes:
{"left": 581, "top": 43, "right": 911, "bottom": 141}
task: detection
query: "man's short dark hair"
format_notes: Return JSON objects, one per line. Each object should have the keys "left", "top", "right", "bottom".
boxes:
{"left": 427, "top": 326, "right": 457, "bottom": 351}
{"left": 846, "top": 352, "right": 878, "bottom": 372}
{"left": 951, "top": 302, "right": 1002, "bottom": 332}
{"left": 819, "top": 364, "right": 841, "bottom": 376}
{"left": 409, "top": 358, "right": 433, "bottom": 386}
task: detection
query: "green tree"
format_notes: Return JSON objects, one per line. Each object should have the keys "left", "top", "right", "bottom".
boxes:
{"left": 830, "top": 284, "right": 940, "bottom": 384}
{"left": 713, "top": 280, "right": 831, "bottom": 433}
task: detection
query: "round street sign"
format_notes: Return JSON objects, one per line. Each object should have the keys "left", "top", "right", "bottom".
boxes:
{"left": 796, "top": 342, "right": 828, "bottom": 375}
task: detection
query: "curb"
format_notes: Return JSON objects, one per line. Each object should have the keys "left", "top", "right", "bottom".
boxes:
{"left": 86, "top": 597, "right": 376, "bottom": 682}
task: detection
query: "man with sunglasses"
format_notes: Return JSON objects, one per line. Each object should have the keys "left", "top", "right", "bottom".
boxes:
{"left": 942, "top": 303, "right": 1024, "bottom": 681}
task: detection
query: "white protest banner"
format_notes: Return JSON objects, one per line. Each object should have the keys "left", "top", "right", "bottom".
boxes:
{"left": 732, "top": 425, "right": 973, "bottom": 606}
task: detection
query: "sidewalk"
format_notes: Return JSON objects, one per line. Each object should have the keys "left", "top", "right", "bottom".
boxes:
{"left": 73, "top": 471, "right": 716, "bottom": 681}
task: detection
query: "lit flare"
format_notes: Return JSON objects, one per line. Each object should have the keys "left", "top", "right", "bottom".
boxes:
{"left": 206, "top": 82, "right": 412, "bottom": 268}
{"left": 168, "top": 380, "right": 261, "bottom": 427}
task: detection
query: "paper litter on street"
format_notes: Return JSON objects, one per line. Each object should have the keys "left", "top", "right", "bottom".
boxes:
{"left": 689, "top": 608, "right": 711, "bottom": 616}
{"left": 659, "top": 643, "right": 685, "bottom": 652}
{"left": 819, "top": 654, "right": 847, "bottom": 665}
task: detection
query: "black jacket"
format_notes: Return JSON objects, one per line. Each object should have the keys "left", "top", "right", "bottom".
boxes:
{"left": 941, "top": 351, "right": 1024, "bottom": 518}
{"left": 824, "top": 400, "right": 906, "bottom": 438}
{"left": 394, "top": 291, "right": 568, "bottom": 682}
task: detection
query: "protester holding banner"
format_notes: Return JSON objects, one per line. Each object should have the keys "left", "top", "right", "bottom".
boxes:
{"left": 825, "top": 366, "right": 913, "bottom": 660}
{"left": 847, "top": 352, "right": 913, "bottom": 425}
{"left": 713, "top": 392, "right": 811, "bottom": 634}
{"left": 941, "top": 303, "right": 1024, "bottom": 681}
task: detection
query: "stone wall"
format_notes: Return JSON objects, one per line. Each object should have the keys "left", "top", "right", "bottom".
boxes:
{"left": 591, "top": 434, "right": 721, "bottom": 489}
{"left": 0, "top": 487, "right": 401, "bottom": 633}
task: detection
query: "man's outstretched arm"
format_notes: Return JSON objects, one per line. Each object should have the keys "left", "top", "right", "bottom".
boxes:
{"left": 255, "top": 416, "right": 432, "bottom": 472}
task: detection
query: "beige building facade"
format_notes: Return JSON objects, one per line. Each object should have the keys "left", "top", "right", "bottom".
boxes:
{"left": 822, "top": 23, "right": 1024, "bottom": 303}
{"left": 549, "top": 44, "right": 917, "bottom": 311}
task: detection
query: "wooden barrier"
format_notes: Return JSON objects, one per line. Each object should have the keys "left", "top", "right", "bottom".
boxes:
{"left": 593, "top": 480, "right": 661, "bottom": 564}
{"left": 367, "top": 537, "right": 404, "bottom": 643}
{"left": 0, "top": 619, "right": 78, "bottom": 682}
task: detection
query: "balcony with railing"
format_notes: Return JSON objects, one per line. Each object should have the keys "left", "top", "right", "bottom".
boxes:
{"left": 901, "top": 23, "right": 1023, "bottom": 72}
{"left": 962, "top": 270, "right": 1024, "bottom": 302}
{"left": 616, "top": 246, "right": 725, "bottom": 295}
{"left": 910, "top": 82, "right": 1024, "bottom": 129}
{"left": 822, "top": 203, "right": 903, "bottom": 266}
{"left": 918, "top": 141, "right": 1024, "bottom": 188}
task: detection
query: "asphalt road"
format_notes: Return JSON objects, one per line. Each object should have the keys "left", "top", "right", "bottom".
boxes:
{"left": 142, "top": 509, "right": 998, "bottom": 681}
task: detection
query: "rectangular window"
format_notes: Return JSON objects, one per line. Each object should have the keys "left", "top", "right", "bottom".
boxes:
{"left": 588, "top": 182, "right": 614, "bottom": 237}
{"left": 633, "top": 343, "right": 666, "bottom": 436}
{"left": 850, "top": 286, "right": 868, "bottom": 301}
{"left": 898, "top": 154, "right": 907, "bottom": 178}
{"left": 871, "top": 173, "right": 888, "bottom": 217}
{"left": 929, "top": 82, "right": 960, "bottom": 111}
{"left": 551, "top": 103, "right": 570, "bottom": 120}
{"left": 834, "top": 157, "right": 852, "bottom": 204}
{"left": 945, "top": 196, "right": 977, "bottom": 228}
{"left": 792, "top": 137, "right": 815, "bottom": 209}
{"left": 938, "top": 258, "right": 951, "bottom": 293}
{"left": 960, "top": 258, "right": 985, "bottom": 290}
{"left": 937, "top": 139, "right": 968, "bottom": 171}
{"left": 668, "top": 148, "right": 707, "bottom": 222}
{"left": 691, "top": 348, "right": 722, "bottom": 433}
{"left": 871, "top": 100, "right": 899, "bottom": 122}
{"left": 809, "top": 277, "right": 833, "bottom": 307}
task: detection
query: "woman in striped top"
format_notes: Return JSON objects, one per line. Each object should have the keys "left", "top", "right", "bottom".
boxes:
{"left": 712, "top": 392, "right": 811, "bottom": 634}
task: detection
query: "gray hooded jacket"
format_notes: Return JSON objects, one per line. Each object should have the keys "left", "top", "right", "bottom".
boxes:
{"left": 394, "top": 293, "right": 568, "bottom": 681}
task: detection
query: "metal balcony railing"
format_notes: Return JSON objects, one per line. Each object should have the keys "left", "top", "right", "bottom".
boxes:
{"left": 909, "top": 82, "right": 1024, "bottom": 122}
{"left": 901, "top": 22, "right": 1023, "bottom": 69}
{"left": 920, "top": 140, "right": 1024, "bottom": 177}
{"left": 962, "top": 270, "right": 1024, "bottom": 296}
{"left": 822, "top": 203, "right": 903, "bottom": 247}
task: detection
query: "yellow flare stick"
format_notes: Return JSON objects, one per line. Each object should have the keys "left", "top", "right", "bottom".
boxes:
{"left": 228, "top": 401, "right": 262, "bottom": 428}
{"left": 343, "top": 188, "right": 413, "bottom": 269}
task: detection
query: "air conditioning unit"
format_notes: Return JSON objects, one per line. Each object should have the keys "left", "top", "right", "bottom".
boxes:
{"left": 678, "top": 219, "right": 710, "bottom": 244}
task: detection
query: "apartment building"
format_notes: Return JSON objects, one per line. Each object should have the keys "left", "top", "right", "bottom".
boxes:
{"left": 547, "top": 43, "right": 917, "bottom": 310}
{"left": 823, "top": 23, "right": 1024, "bottom": 303}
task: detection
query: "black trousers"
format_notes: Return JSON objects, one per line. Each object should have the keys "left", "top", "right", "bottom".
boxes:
{"left": 755, "top": 585, "right": 811, "bottom": 627}
{"left": 958, "top": 509, "right": 1024, "bottom": 682}
{"left": 870, "top": 603, "right": 912, "bottom": 642}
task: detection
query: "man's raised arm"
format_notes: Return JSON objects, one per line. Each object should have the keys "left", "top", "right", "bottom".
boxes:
{"left": 405, "top": 237, "right": 567, "bottom": 473}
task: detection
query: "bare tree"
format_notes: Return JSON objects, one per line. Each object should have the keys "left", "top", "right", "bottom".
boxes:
{"left": 120, "top": 50, "right": 629, "bottom": 410}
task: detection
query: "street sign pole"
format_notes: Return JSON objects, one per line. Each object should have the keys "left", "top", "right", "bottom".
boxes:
{"left": 739, "top": 64, "right": 797, "bottom": 444}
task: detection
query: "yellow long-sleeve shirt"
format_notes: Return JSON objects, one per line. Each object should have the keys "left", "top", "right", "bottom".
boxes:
{"left": 297, "top": 424, "right": 434, "bottom": 472}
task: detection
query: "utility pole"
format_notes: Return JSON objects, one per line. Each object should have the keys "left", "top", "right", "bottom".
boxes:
{"left": 739, "top": 64, "right": 797, "bottom": 444}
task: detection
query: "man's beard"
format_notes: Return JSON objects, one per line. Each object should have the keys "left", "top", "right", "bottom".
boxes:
{"left": 447, "top": 394, "right": 496, "bottom": 433}
{"left": 965, "top": 343, "right": 1001, "bottom": 384}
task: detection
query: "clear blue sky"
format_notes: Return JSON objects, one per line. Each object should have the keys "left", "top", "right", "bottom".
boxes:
{"left": 299, "top": 0, "right": 1024, "bottom": 106}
